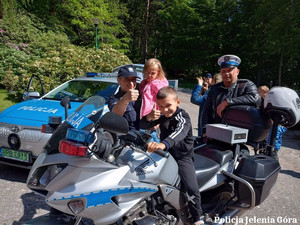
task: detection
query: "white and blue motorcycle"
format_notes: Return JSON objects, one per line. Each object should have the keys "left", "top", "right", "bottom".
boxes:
{"left": 24, "top": 87, "right": 300, "bottom": 225}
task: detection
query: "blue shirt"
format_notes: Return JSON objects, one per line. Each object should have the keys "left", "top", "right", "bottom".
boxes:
{"left": 190, "top": 84, "right": 209, "bottom": 136}
{"left": 267, "top": 125, "right": 287, "bottom": 150}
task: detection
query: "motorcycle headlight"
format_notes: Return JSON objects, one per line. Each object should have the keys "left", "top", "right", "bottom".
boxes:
{"left": 28, "top": 164, "right": 67, "bottom": 189}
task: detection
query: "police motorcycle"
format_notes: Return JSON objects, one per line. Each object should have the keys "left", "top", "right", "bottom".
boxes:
{"left": 24, "top": 87, "right": 299, "bottom": 225}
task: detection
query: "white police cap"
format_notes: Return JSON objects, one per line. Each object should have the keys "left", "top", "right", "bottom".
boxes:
{"left": 218, "top": 54, "right": 241, "bottom": 68}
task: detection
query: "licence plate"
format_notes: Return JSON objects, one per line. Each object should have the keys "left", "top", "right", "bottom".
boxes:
{"left": 0, "top": 148, "right": 31, "bottom": 163}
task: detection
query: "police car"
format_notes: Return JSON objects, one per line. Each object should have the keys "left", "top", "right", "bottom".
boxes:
{"left": 0, "top": 73, "right": 119, "bottom": 168}
{"left": 0, "top": 64, "right": 179, "bottom": 168}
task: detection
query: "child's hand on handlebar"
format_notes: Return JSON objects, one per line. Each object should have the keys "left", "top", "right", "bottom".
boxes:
{"left": 147, "top": 142, "right": 166, "bottom": 153}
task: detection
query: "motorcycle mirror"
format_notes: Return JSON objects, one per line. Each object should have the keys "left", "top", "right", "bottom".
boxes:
{"left": 99, "top": 112, "right": 129, "bottom": 135}
{"left": 60, "top": 96, "right": 71, "bottom": 119}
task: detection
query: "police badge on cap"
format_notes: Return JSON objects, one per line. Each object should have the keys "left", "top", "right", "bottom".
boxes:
{"left": 218, "top": 54, "right": 241, "bottom": 68}
{"left": 118, "top": 65, "right": 138, "bottom": 77}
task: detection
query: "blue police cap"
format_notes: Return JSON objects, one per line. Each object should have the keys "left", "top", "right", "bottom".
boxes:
{"left": 203, "top": 73, "right": 212, "bottom": 78}
{"left": 118, "top": 66, "right": 138, "bottom": 78}
{"left": 218, "top": 55, "right": 241, "bottom": 68}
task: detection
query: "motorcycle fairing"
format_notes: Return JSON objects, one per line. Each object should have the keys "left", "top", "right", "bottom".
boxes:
{"left": 46, "top": 186, "right": 156, "bottom": 208}
{"left": 65, "top": 111, "right": 94, "bottom": 129}
{"left": 41, "top": 155, "right": 158, "bottom": 224}
{"left": 116, "top": 148, "right": 179, "bottom": 186}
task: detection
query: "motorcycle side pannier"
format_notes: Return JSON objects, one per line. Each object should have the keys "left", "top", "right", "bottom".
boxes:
{"left": 222, "top": 105, "right": 272, "bottom": 142}
{"left": 234, "top": 154, "right": 280, "bottom": 206}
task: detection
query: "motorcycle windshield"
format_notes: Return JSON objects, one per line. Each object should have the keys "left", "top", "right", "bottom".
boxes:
{"left": 45, "top": 96, "right": 105, "bottom": 155}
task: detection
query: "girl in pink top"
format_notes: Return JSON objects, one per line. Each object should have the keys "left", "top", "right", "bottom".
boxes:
{"left": 140, "top": 58, "right": 169, "bottom": 142}
{"left": 140, "top": 58, "right": 169, "bottom": 118}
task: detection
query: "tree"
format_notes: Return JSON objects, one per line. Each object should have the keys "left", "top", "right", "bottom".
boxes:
{"left": 235, "top": 0, "right": 300, "bottom": 88}
{"left": 256, "top": 0, "right": 300, "bottom": 87}
{"left": 15, "top": 0, "right": 131, "bottom": 52}
{"left": 121, "top": 0, "right": 165, "bottom": 63}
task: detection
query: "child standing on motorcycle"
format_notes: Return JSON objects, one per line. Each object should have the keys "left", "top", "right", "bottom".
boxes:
{"left": 140, "top": 86, "right": 205, "bottom": 225}
{"left": 139, "top": 58, "right": 169, "bottom": 142}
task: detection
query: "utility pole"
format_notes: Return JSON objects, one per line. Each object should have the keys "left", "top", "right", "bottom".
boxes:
{"left": 143, "top": 0, "right": 150, "bottom": 62}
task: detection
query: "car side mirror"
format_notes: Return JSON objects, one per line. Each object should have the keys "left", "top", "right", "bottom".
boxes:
{"left": 22, "top": 91, "right": 40, "bottom": 101}
{"left": 60, "top": 96, "right": 71, "bottom": 120}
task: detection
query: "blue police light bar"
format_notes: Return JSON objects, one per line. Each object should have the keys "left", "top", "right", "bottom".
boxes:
{"left": 86, "top": 72, "right": 99, "bottom": 77}
{"left": 66, "top": 128, "right": 95, "bottom": 144}
{"left": 86, "top": 72, "right": 115, "bottom": 77}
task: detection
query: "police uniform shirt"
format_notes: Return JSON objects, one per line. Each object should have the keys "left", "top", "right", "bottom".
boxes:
{"left": 108, "top": 89, "right": 141, "bottom": 131}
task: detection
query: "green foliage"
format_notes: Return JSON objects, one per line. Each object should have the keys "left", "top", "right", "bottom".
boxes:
{"left": 17, "top": 0, "right": 131, "bottom": 52}
{"left": 124, "top": 0, "right": 300, "bottom": 88}
{"left": 0, "top": 43, "right": 34, "bottom": 87}
{"left": 1, "top": 0, "right": 300, "bottom": 92}
{"left": 0, "top": 43, "right": 131, "bottom": 101}
{"left": 0, "top": 9, "right": 131, "bottom": 101}
{"left": 157, "top": 0, "right": 207, "bottom": 74}
{"left": 0, "top": 0, "right": 17, "bottom": 21}
{"left": 24, "top": 44, "right": 130, "bottom": 91}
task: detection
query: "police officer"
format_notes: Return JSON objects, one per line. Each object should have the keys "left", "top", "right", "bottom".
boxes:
{"left": 201, "top": 54, "right": 261, "bottom": 135}
{"left": 108, "top": 65, "right": 141, "bottom": 130}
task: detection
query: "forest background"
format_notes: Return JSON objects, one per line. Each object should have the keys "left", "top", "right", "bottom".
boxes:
{"left": 0, "top": 0, "right": 299, "bottom": 102}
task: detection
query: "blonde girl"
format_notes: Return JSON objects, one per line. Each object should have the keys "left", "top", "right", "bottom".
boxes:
{"left": 140, "top": 58, "right": 169, "bottom": 119}
{"left": 139, "top": 58, "right": 169, "bottom": 142}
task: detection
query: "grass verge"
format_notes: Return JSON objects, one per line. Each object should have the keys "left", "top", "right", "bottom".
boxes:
{"left": 0, "top": 89, "right": 18, "bottom": 112}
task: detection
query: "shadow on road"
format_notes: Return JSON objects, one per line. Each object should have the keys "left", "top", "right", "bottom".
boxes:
{"left": 0, "top": 164, "right": 29, "bottom": 183}
{"left": 282, "top": 129, "right": 300, "bottom": 150}
{"left": 280, "top": 169, "right": 300, "bottom": 179}
{"left": 12, "top": 192, "right": 50, "bottom": 225}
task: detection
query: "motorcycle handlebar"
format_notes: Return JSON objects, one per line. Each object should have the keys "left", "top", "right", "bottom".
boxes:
{"left": 154, "top": 149, "right": 169, "bottom": 158}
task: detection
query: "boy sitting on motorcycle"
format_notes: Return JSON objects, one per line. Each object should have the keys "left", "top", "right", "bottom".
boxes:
{"left": 140, "top": 86, "right": 205, "bottom": 225}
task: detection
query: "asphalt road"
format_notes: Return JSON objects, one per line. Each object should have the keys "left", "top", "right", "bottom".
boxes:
{"left": 0, "top": 89, "right": 299, "bottom": 225}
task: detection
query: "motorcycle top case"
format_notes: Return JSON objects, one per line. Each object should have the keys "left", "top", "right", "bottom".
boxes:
{"left": 234, "top": 154, "right": 280, "bottom": 206}
{"left": 222, "top": 105, "right": 272, "bottom": 142}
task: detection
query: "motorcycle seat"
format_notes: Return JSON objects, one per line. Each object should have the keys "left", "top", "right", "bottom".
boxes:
{"left": 194, "top": 145, "right": 233, "bottom": 166}
{"left": 193, "top": 154, "right": 220, "bottom": 188}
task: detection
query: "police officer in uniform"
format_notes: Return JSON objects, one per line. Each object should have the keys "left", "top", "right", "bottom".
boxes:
{"left": 108, "top": 65, "right": 141, "bottom": 131}
{"left": 201, "top": 54, "right": 261, "bottom": 135}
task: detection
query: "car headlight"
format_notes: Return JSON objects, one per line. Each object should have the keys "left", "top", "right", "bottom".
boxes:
{"left": 28, "top": 164, "right": 67, "bottom": 189}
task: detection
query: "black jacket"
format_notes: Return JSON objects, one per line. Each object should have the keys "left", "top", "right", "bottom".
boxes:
{"left": 140, "top": 107, "right": 194, "bottom": 159}
{"left": 201, "top": 79, "right": 261, "bottom": 132}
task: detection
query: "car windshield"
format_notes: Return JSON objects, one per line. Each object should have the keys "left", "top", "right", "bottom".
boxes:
{"left": 43, "top": 80, "right": 119, "bottom": 102}
{"left": 134, "top": 66, "right": 144, "bottom": 73}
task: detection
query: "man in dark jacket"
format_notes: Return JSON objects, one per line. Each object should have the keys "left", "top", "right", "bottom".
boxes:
{"left": 140, "top": 86, "right": 205, "bottom": 225}
{"left": 201, "top": 54, "right": 261, "bottom": 135}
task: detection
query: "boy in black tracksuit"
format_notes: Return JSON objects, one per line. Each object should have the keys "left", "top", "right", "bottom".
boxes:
{"left": 140, "top": 86, "right": 204, "bottom": 225}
